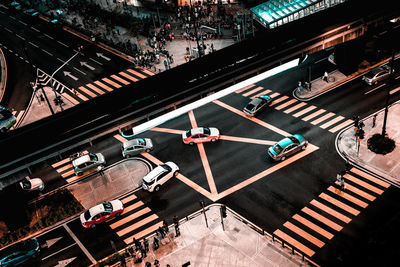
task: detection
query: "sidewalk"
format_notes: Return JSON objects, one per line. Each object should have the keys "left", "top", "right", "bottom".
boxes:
{"left": 336, "top": 99, "right": 400, "bottom": 187}
{"left": 95, "top": 205, "right": 311, "bottom": 267}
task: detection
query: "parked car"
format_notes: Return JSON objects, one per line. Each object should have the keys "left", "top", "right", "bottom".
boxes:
{"left": 80, "top": 200, "right": 124, "bottom": 228}
{"left": 267, "top": 134, "right": 308, "bottom": 161}
{"left": 243, "top": 95, "right": 272, "bottom": 116}
{"left": 362, "top": 64, "right": 392, "bottom": 85}
{"left": 0, "top": 106, "right": 16, "bottom": 133}
{"left": 19, "top": 176, "right": 44, "bottom": 192}
{"left": 182, "top": 127, "right": 220, "bottom": 145}
{"left": 0, "top": 238, "right": 40, "bottom": 267}
{"left": 122, "top": 138, "right": 153, "bottom": 158}
{"left": 142, "top": 162, "right": 179, "bottom": 192}
{"left": 72, "top": 153, "right": 105, "bottom": 176}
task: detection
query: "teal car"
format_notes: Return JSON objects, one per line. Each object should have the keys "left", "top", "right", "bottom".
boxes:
{"left": 0, "top": 238, "right": 40, "bottom": 266}
{"left": 0, "top": 106, "right": 16, "bottom": 133}
{"left": 243, "top": 95, "right": 272, "bottom": 117}
{"left": 268, "top": 134, "right": 308, "bottom": 161}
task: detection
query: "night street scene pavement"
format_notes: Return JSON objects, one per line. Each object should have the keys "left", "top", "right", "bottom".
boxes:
{"left": 1, "top": 0, "right": 400, "bottom": 266}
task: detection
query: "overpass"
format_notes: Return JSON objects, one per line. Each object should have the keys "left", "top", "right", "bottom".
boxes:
{"left": 0, "top": 0, "right": 399, "bottom": 189}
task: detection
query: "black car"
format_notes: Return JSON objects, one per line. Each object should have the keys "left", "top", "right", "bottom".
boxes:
{"left": 243, "top": 95, "right": 272, "bottom": 116}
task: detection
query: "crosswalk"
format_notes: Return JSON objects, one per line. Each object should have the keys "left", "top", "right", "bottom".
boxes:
{"left": 236, "top": 84, "right": 354, "bottom": 133}
{"left": 10, "top": 109, "right": 25, "bottom": 130}
{"left": 108, "top": 194, "right": 163, "bottom": 245}
{"left": 273, "top": 168, "right": 390, "bottom": 258}
{"left": 36, "top": 67, "right": 154, "bottom": 106}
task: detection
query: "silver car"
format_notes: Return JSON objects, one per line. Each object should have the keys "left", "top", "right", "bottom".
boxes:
{"left": 243, "top": 95, "right": 272, "bottom": 116}
{"left": 122, "top": 138, "right": 153, "bottom": 158}
{"left": 72, "top": 153, "right": 106, "bottom": 176}
{"left": 362, "top": 64, "right": 392, "bottom": 85}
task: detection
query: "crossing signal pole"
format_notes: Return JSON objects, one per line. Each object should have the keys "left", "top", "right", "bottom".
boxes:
{"left": 220, "top": 205, "right": 227, "bottom": 231}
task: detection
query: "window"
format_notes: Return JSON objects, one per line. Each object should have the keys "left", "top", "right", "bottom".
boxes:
{"left": 203, "top": 128, "right": 211, "bottom": 135}
{"left": 103, "top": 202, "right": 113, "bottom": 212}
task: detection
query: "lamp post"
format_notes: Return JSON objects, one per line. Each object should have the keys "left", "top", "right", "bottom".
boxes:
{"left": 381, "top": 50, "right": 395, "bottom": 137}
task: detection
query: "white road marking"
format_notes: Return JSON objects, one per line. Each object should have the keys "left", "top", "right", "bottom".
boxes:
{"left": 57, "top": 40, "right": 68, "bottom": 47}
{"left": 31, "top": 26, "right": 40, "bottom": 32}
{"left": 364, "top": 84, "right": 385, "bottom": 95}
{"left": 314, "top": 57, "right": 327, "bottom": 64}
{"left": 44, "top": 33, "right": 54, "bottom": 39}
{"left": 42, "top": 49, "right": 53, "bottom": 56}
{"left": 89, "top": 57, "right": 102, "bottom": 66}
{"left": 9, "top": 15, "right": 15, "bottom": 20}
{"left": 73, "top": 67, "right": 86, "bottom": 75}
{"left": 18, "top": 20, "right": 27, "bottom": 26}
{"left": 19, "top": 56, "right": 24, "bottom": 60}
{"left": 16, "top": 34, "right": 25, "bottom": 40}
{"left": 57, "top": 58, "right": 64, "bottom": 63}
{"left": 5, "top": 28, "right": 12, "bottom": 33}
{"left": 63, "top": 224, "right": 96, "bottom": 264}
{"left": 390, "top": 87, "right": 400, "bottom": 95}
{"left": 41, "top": 243, "right": 76, "bottom": 261}
{"left": 29, "top": 41, "right": 38, "bottom": 48}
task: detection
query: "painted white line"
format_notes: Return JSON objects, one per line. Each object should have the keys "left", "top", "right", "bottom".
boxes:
{"left": 379, "top": 30, "right": 387, "bottom": 36}
{"left": 19, "top": 56, "right": 24, "bottom": 60}
{"left": 314, "top": 57, "right": 327, "bottom": 64}
{"left": 42, "top": 49, "right": 53, "bottom": 56}
{"left": 57, "top": 58, "right": 64, "bottom": 63}
{"left": 57, "top": 40, "right": 68, "bottom": 47}
{"left": 89, "top": 57, "right": 103, "bottom": 66}
{"left": 9, "top": 15, "right": 15, "bottom": 20}
{"left": 41, "top": 243, "right": 76, "bottom": 261}
{"left": 18, "top": 20, "right": 27, "bottom": 26}
{"left": 9, "top": 49, "right": 13, "bottom": 53}
{"left": 395, "top": 75, "right": 400, "bottom": 80}
{"left": 364, "top": 84, "right": 385, "bottom": 95}
{"left": 5, "top": 28, "right": 12, "bottom": 33}
{"left": 63, "top": 224, "right": 96, "bottom": 264}
{"left": 29, "top": 41, "right": 38, "bottom": 48}
{"left": 73, "top": 67, "right": 86, "bottom": 75}
{"left": 44, "top": 33, "right": 54, "bottom": 39}
{"left": 16, "top": 34, "right": 25, "bottom": 41}
{"left": 390, "top": 87, "right": 400, "bottom": 95}
{"left": 31, "top": 26, "right": 40, "bottom": 32}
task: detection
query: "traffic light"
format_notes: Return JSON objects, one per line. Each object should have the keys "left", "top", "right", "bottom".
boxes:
{"left": 221, "top": 205, "right": 227, "bottom": 218}
{"left": 358, "top": 129, "right": 365, "bottom": 141}
{"left": 353, "top": 116, "right": 359, "bottom": 128}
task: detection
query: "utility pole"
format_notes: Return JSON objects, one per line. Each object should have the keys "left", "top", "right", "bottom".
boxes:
{"left": 382, "top": 50, "right": 395, "bottom": 136}
{"left": 199, "top": 200, "right": 208, "bottom": 228}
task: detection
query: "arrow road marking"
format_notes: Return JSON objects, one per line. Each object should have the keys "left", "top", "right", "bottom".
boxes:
{"left": 63, "top": 71, "right": 78, "bottom": 81}
{"left": 55, "top": 257, "right": 77, "bottom": 267}
{"left": 96, "top": 52, "right": 110, "bottom": 61}
{"left": 46, "top": 237, "right": 63, "bottom": 248}
{"left": 80, "top": 61, "right": 95, "bottom": 70}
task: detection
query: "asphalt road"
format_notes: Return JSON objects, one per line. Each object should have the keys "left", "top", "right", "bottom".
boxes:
{"left": 6, "top": 48, "right": 399, "bottom": 266}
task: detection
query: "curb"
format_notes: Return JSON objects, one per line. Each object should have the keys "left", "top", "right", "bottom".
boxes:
{"left": 0, "top": 47, "right": 7, "bottom": 103}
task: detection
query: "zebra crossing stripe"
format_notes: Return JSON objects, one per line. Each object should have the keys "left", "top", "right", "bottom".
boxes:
{"left": 302, "top": 109, "right": 326, "bottom": 121}
{"left": 310, "top": 200, "right": 351, "bottom": 223}
{"left": 56, "top": 163, "right": 73, "bottom": 173}
{"left": 15, "top": 110, "right": 24, "bottom": 122}
{"left": 328, "top": 119, "right": 353, "bottom": 133}
{"left": 124, "top": 221, "right": 164, "bottom": 244}
{"left": 251, "top": 89, "right": 272, "bottom": 99}
{"left": 319, "top": 193, "right": 360, "bottom": 216}
{"left": 319, "top": 116, "right": 345, "bottom": 129}
{"left": 111, "top": 74, "right": 130, "bottom": 85}
{"left": 119, "top": 71, "right": 139, "bottom": 82}
{"left": 62, "top": 92, "right": 80, "bottom": 105}
{"left": 350, "top": 168, "right": 390, "bottom": 188}
{"left": 76, "top": 91, "right": 89, "bottom": 101}
{"left": 235, "top": 84, "right": 255, "bottom": 94}
{"left": 327, "top": 186, "right": 368, "bottom": 208}
{"left": 52, "top": 157, "right": 71, "bottom": 168}
{"left": 61, "top": 169, "right": 75, "bottom": 178}
{"left": 127, "top": 69, "right": 146, "bottom": 79}
{"left": 78, "top": 86, "right": 97, "bottom": 98}
{"left": 302, "top": 207, "right": 343, "bottom": 231}
{"left": 284, "top": 102, "right": 307, "bottom": 114}
{"left": 140, "top": 68, "right": 155, "bottom": 76}
{"left": 242, "top": 86, "right": 264, "bottom": 97}
{"left": 94, "top": 81, "right": 113, "bottom": 92}
{"left": 124, "top": 201, "right": 145, "bottom": 213}
{"left": 283, "top": 221, "right": 325, "bottom": 248}
{"left": 270, "top": 95, "right": 289, "bottom": 106}
{"left": 110, "top": 207, "right": 152, "bottom": 229}
{"left": 102, "top": 78, "right": 121, "bottom": 88}
{"left": 117, "top": 214, "right": 158, "bottom": 237}
{"left": 114, "top": 134, "right": 128, "bottom": 143}
{"left": 275, "top": 99, "right": 297, "bottom": 110}
{"left": 293, "top": 105, "right": 316, "bottom": 117}
{"left": 12, "top": 110, "right": 17, "bottom": 115}
{"left": 335, "top": 181, "right": 375, "bottom": 201}
{"left": 269, "top": 92, "right": 280, "bottom": 98}
{"left": 273, "top": 229, "right": 315, "bottom": 257}
{"left": 86, "top": 84, "right": 105, "bottom": 95}
{"left": 121, "top": 194, "right": 137, "bottom": 204}
{"left": 343, "top": 174, "right": 384, "bottom": 195}
{"left": 311, "top": 112, "right": 335, "bottom": 125}
{"left": 292, "top": 214, "right": 334, "bottom": 240}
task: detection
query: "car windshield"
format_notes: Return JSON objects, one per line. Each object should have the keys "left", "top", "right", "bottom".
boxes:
{"left": 246, "top": 103, "right": 256, "bottom": 111}
{"left": 273, "top": 144, "right": 283, "bottom": 154}
{"left": 203, "top": 128, "right": 211, "bottom": 135}
{"left": 137, "top": 138, "right": 146, "bottom": 145}
{"left": 21, "top": 179, "right": 31, "bottom": 189}
{"left": 0, "top": 109, "right": 12, "bottom": 120}
{"left": 143, "top": 179, "right": 155, "bottom": 186}
{"left": 185, "top": 130, "right": 191, "bottom": 138}
{"left": 84, "top": 210, "right": 91, "bottom": 221}
{"left": 103, "top": 202, "right": 113, "bottom": 212}
{"left": 161, "top": 164, "right": 172, "bottom": 172}
{"left": 89, "top": 154, "right": 98, "bottom": 161}
{"left": 289, "top": 136, "right": 300, "bottom": 144}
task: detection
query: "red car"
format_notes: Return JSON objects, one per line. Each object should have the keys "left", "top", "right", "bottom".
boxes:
{"left": 80, "top": 200, "right": 124, "bottom": 228}
{"left": 182, "top": 127, "right": 220, "bottom": 145}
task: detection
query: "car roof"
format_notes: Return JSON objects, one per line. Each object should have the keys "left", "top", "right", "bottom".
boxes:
{"left": 88, "top": 203, "right": 105, "bottom": 216}
{"left": 190, "top": 128, "right": 205, "bottom": 135}
{"left": 123, "top": 139, "right": 141, "bottom": 148}
{"left": 277, "top": 137, "right": 293, "bottom": 148}
{"left": 250, "top": 98, "right": 263, "bottom": 105}
{"left": 143, "top": 165, "right": 165, "bottom": 182}
{"left": 73, "top": 155, "right": 91, "bottom": 165}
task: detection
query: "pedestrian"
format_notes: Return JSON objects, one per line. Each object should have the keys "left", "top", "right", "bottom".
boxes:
{"left": 337, "top": 172, "right": 345, "bottom": 191}
{"left": 97, "top": 166, "right": 104, "bottom": 176}
{"left": 372, "top": 114, "right": 377, "bottom": 128}
{"left": 72, "top": 88, "right": 77, "bottom": 95}
{"left": 340, "top": 177, "right": 346, "bottom": 190}
{"left": 140, "top": 244, "right": 147, "bottom": 258}
{"left": 163, "top": 219, "right": 169, "bottom": 233}
{"left": 173, "top": 215, "right": 180, "bottom": 237}
{"left": 154, "top": 259, "right": 160, "bottom": 267}
{"left": 145, "top": 262, "right": 151, "bottom": 267}
{"left": 323, "top": 71, "right": 329, "bottom": 82}
{"left": 297, "top": 81, "right": 303, "bottom": 93}
{"left": 153, "top": 236, "right": 159, "bottom": 250}
{"left": 345, "top": 159, "right": 351, "bottom": 172}
{"left": 158, "top": 226, "right": 165, "bottom": 238}
{"left": 143, "top": 237, "right": 149, "bottom": 252}
{"left": 134, "top": 249, "right": 142, "bottom": 264}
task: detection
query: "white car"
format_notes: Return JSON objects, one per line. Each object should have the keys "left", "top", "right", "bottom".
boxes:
{"left": 142, "top": 162, "right": 179, "bottom": 192}
{"left": 19, "top": 176, "right": 44, "bottom": 191}
{"left": 80, "top": 199, "right": 124, "bottom": 228}
{"left": 72, "top": 153, "right": 106, "bottom": 176}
